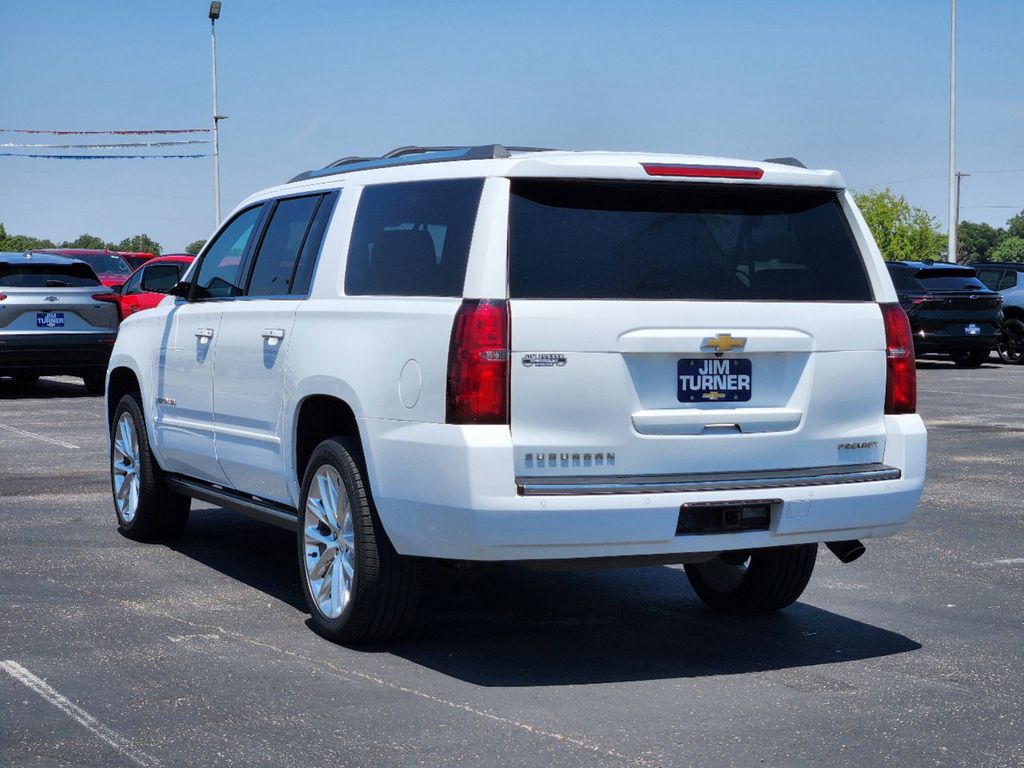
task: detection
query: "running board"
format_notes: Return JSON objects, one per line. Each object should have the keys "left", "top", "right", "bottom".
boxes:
{"left": 516, "top": 463, "right": 901, "bottom": 496}
{"left": 165, "top": 476, "right": 299, "bottom": 531}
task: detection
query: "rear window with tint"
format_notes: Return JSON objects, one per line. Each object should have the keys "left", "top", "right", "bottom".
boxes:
{"left": 893, "top": 267, "right": 988, "bottom": 292}
{"left": 345, "top": 179, "right": 484, "bottom": 297}
{"left": 0, "top": 262, "right": 100, "bottom": 287}
{"left": 509, "top": 181, "right": 872, "bottom": 301}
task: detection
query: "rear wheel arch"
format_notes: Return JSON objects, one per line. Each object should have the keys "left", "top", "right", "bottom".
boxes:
{"left": 294, "top": 394, "right": 366, "bottom": 485}
{"left": 1002, "top": 305, "right": 1024, "bottom": 323}
{"left": 107, "top": 366, "right": 141, "bottom": 429}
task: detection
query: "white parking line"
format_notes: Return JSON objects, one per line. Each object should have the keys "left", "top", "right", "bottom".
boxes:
{"left": 0, "top": 423, "right": 80, "bottom": 449}
{"left": 0, "top": 660, "right": 160, "bottom": 767}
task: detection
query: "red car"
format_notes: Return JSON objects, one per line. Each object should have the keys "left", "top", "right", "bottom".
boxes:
{"left": 115, "top": 254, "right": 194, "bottom": 319}
{"left": 32, "top": 249, "right": 134, "bottom": 288}
{"left": 117, "top": 251, "right": 158, "bottom": 271}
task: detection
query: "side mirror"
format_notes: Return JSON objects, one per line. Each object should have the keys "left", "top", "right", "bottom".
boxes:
{"left": 110, "top": 283, "right": 123, "bottom": 294}
{"left": 166, "top": 281, "right": 192, "bottom": 299}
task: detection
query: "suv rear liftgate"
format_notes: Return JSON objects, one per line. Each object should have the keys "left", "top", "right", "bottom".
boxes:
{"left": 507, "top": 178, "right": 896, "bottom": 494}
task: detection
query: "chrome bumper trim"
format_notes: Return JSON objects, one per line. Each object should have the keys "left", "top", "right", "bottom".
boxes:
{"left": 516, "top": 463, "right": 901, "bottom": 496}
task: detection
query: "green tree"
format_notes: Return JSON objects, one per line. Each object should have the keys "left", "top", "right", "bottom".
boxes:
{"left": 0, "top": 222, "right": 55, "bottom": 252}
{"left": 853, "top": 188, "right": 946, "bottom": 262}
{"left": 957, "top": 221, "right": 1006, "bottom": 262}
{"left": 1006, "top": 209, "right": 1024, "bottom": 240}
{"left": 114, "top": 234, "right": 162, "bottom": 255}
{"left": 185, "top": 239, "right": 206, "bottom": 255}
{"left": 60, "top": 233, "right": 108, "bottom": 250}
{"left": 989, "top": 236, "right": 1024, "bottom": 263}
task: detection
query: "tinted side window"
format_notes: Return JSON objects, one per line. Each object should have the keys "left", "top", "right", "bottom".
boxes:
{"left": 247, "top": 195, "right": 321, "bottom": 296}
{"left": 122, "top": 269, "right": 144, "bottom": 294}
{"left": 998, "top": 271, "right": 1018, "bottom": 290}
{"left": 345, "top": 179, "right": 484, "bottom": 297}
{"left": 193, "top": 205, "right": 263, "bottom": 299}
{"left": 141, "top": 263, "right": 183, "bottom": 293}
{"left": 975, "top": 268, "right": 1002, "bottom": 290}
{"left": 289, "top": 195, "right": 336, "bottom": 295}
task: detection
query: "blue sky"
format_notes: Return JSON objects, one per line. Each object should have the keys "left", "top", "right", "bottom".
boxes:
{"left": 1, "top": 0, "right": 1022, "bottom": 251}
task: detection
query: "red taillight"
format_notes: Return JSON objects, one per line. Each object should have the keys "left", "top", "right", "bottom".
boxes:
{"left": 881, "top": 303, "right": 916, "bottom": 414}
{"left": 642, "top": 163, "right": 765, "bottom": 180}
{"left": 0, "top": 293, "right": 6, "bottom": 301}
{"left": 93, "top": 292, "right": 122, "bottom": 321}
{"left": 446, "top": 299, "right": 509, "bottom": 424}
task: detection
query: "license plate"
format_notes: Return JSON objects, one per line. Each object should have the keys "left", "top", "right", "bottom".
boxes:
{"left": 678, "top": 358, "right": 752, "bottom": 402}
{"left": 36, "top": 312, "right": 65, "bottom": 328}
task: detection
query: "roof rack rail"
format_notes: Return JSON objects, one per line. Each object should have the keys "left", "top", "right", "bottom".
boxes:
{"left": 288, "top": 144, "right": 522, "bottom": 183}
{"left": 763, "top": 157, "right": 807, "bottom": 168}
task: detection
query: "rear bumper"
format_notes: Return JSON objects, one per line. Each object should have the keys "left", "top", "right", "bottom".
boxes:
{"left": 0, "top": 332, "right": 116, "bottom": 374}
{"left": 361, "top": 415, "right": 927, "bottom": 561}
{"left": 914, "top": 335, "right": 999, "bottom": 353}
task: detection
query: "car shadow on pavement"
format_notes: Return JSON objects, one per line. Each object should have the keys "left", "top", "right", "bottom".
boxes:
{"left": 915, "top": 359, "right": 1000, "bottom": 370}
{"left": 0, "top": 376, "right": 94, "bottom": 399}
{"left": 169, "top": 509, "right": 921, "bottom": 686}
{"left": 377, "top": 564, "right": 922, "bottom": 686}
{"left": 166, "top": 507, "right": 306, "bottom": 611}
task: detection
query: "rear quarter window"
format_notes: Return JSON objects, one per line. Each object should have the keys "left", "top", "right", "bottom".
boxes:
{"left": 509, "top": 180, "right": 873, "bottom": 301}
{"left": 345, "top": 179, "right": 484, "bottom": 297}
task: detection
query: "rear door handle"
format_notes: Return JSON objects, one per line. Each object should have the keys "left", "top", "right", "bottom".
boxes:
{"left": 195, "top": 328, "right": 215, "bottom": 344}
{"left": 261, "top": 328, "right": 286, "bottom": 346}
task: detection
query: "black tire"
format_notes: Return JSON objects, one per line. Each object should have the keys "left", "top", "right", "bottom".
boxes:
{"left": 950, "top": 348, "right": 990, "bottom": 368}
{"left": 997, "top": 318, "right": 1024, "bottom": 364}
{"left": 110, "top": 392, "right": 190, "bottom": 541}
{"left": 297, "top": 437, "right": 420, "bottom": 642}
{"left": 684, "top": 544, "right": 818, "bottom": 614}
{"left": 14, "top": 374, "right": 39, "bottom": 384}
{"left": 83, "top": 371, "right": 105, "bottom": 395}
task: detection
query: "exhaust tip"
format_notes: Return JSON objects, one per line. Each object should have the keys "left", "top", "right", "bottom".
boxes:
{"left": 826, "top": 540, "right": 866, "bottom": 564}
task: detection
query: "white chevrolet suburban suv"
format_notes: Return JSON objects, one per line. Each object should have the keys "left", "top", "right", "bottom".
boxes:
{"left": 106, "top": 145, "right": 927, "bottom": 641}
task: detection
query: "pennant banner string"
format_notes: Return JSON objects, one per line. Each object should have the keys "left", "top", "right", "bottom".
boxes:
{"left": 0, "top": 128, "right": 211, "bottom": 135}
{"left": 0, "top": 153, "right": 209, "bottom": 159}
{"left": 1, "top": 140, "right": 212, "bottom": 149}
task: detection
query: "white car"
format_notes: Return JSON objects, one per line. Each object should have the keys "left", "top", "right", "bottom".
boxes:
{"left": 106, "top": 145, "right": 927, "bottom": 641}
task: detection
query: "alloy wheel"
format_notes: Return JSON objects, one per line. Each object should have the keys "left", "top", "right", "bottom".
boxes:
{"left": 111, "top": 412, "right": 141, "bottom": 523}
{"left": 998, "top": 319, "right": 1024, "bottom": 364}
{"left": 303, "top": 464, "right": 356, "bottom": 619}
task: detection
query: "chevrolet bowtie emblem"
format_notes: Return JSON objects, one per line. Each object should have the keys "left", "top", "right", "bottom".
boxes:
{"left": 701, "top": 333, "right": 747, "bottom": 353}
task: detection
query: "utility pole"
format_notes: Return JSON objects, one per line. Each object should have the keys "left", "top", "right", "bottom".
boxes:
{"left": 947, "top": 0, "right": 957, "bottom": 262}
{"left": 209, "top": 2, "right": 224, "bottom": 226}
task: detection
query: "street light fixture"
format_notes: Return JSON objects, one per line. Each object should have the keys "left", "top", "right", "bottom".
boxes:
{"left": 209, "top": 2, "right": 226, "bottom": 225}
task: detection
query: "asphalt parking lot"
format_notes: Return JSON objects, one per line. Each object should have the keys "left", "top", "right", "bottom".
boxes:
{"left": 1, "top": 362, "right": 1022, "bottom": 768}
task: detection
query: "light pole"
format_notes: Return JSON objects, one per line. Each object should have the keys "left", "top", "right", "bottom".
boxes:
{"left": 209, "top": 1, "right": 225, "bottom": 225}
{"left": 946, "top": 0, "right": 957, "bottom": 262}
{"left": 953, "top": 171, "right": 970, "bottom": 261}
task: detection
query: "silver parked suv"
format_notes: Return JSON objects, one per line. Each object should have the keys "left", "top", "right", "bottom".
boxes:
{"left": 0, "top": 253, "right": 119, "bottom": 392}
